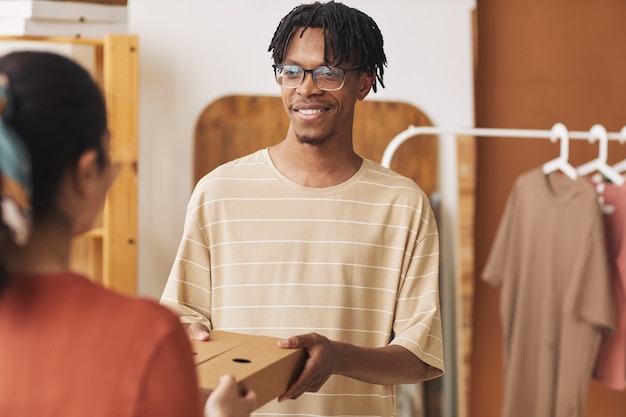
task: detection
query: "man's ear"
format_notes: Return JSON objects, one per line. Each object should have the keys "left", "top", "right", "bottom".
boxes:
{"left": 73, "top": 150, "right": 100, "bottom": 196}
{"left": 357, "top": 73, "right": 376, "bottom": 101}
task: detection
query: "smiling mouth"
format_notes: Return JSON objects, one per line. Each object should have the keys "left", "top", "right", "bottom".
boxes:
{"left": 295, "top": 108, "right": 328, "bottom": 115}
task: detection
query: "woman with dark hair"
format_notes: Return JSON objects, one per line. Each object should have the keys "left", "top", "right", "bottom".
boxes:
{"left": 0, "top": 51, "right": 256, "bottom": 417}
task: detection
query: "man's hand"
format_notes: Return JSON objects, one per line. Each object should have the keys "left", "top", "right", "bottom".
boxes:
{"left": 204, "top": 374, "right": 257, "bottom": 417}
{"left": 276, "top": 332, "right": 434, "bottom": 402}
{"left": 276, "top": 333, "right": 338, "bottom": 402}
{"left": 184, "top": 322, "right": 211, "bottom": 341}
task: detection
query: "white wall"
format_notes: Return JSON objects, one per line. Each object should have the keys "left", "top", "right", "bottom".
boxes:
{"left": 129, "top": 0, "right": 476, "bottom": 298}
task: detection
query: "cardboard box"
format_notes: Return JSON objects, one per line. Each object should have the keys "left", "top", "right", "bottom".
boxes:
{"left": 192, "top": 330, "right": 256, "bottom": 365}
{"left": 47, "top": 1, "right": 127, "bottom": 5}
{"left": 0, "top": 19, "right": 126, "bottom": 37}
{"left": 192, "top": 331, "right": 306, "bottom": 409}
{"left": 0, "top": 1, "right": 127, "bottom": 37}
{"left": 0, "top": 1, "right": 127, "bottom": 22}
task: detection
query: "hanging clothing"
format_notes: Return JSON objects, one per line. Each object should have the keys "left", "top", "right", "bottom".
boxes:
{"left": 482, "top": 168, "right": 614, "bottom": 417}
{"left": 590, "top": 180, "right": 626, "bottom": 390}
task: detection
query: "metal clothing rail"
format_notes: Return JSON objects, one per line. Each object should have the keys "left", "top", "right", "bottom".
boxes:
{"left": 381, "top": 124, "right": 626, "bottom": 168}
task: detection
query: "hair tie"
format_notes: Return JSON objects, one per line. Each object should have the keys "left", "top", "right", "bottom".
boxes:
{"left": 0, "top": 73, "right": 32, "bottom": 245}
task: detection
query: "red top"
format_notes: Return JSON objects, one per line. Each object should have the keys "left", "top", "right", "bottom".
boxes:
{"left": 0, "top": 272, "right": 202, "bottom": 417}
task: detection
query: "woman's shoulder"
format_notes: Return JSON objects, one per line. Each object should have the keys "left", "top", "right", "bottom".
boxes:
{"left": 67, "top": 273, "right": 185, "bottom": 340}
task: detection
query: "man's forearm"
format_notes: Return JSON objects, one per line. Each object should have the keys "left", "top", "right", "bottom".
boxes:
{"left": 333, "top": 342, "right": 433, "bottom": 385}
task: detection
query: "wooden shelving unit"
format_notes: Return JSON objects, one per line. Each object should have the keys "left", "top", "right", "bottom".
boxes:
{"left": 0, "top": 34, "right": 139, "bottom": 296}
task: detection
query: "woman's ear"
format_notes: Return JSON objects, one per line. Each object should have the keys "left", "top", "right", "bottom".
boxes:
{"left": 73, "top": 150, "right": 101, "bottom": 196}
{"left": 56, "top": 149, "right": 116, "bottom": 236}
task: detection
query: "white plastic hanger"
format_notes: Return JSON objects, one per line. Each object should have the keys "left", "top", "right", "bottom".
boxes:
{"left": 610, "top": 126, "right": 626, "bottom": 174}
{"left": 542, "top": 122, "right": 578, "bottom": 180}
{"left": 577, "top": 124, "right": 624, "bottom": 186}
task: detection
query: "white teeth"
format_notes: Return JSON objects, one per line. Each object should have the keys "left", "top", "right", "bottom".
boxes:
{"left": 298, "top": 109, "right": 323, "bottom": 115}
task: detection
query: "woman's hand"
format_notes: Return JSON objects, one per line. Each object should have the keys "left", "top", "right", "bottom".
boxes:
{"left": 204, "top": 374, "right": 257, "bottom": 417}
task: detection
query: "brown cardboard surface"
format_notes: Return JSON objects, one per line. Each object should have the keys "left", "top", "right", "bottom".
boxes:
{"left": 192, "top": 330, "right": 255, "bottom": 365}
{"left": 193, "top": 331, "right": 306, "bottom": 409}
{"left": 0, "top": 1, "right": 127, "bottom": 22}
{"left": 51, "top": 1, "right": 127, "bottom": 5}
{"left": 0, "top": 0, "right": 127, "bottom": 37}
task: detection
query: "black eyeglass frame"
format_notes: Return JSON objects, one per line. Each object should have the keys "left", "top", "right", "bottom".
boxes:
{"left": 272, "top": 64, "right": 363, "bottom": 91}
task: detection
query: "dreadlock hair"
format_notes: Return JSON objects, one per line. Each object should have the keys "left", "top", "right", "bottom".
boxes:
{"left": 268, "top": 1, "right": 387, "bottom": 92}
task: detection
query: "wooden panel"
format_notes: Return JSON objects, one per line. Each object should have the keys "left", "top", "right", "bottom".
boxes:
{"left": 194, "top": 96, "right": 289, "bottom": 184}
{"left": 456, "top": 134, "right": 476, "bottom": 417}
{"left": 354, "top": 100, "right": 438, "bottom": 196}
{"left": 50, "top": 0, "right": 127, "bottom": 5}
{"left": 0, "top": 36, "right": 103, "bottom": 45}
{"left": 102, "top": 34, "right": 138, "bottom": 295}
{"left": 194, "top": 95, "right": 438, "bottom": 196}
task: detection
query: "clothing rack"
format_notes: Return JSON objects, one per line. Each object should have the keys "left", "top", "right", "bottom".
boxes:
{"left": 381, "top": 124, "right": 626, "bottom": 168}
{"left": 380, "top": 123, "right": 626, "bottom": 417}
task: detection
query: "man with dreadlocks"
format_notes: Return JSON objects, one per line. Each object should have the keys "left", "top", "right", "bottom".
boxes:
{"left": 160, "top": 2, "right": 444, "bottom": 416}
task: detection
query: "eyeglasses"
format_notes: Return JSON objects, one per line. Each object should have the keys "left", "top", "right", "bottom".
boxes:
{"left": 272, "top": 64, "right": 362, "bottom": 91}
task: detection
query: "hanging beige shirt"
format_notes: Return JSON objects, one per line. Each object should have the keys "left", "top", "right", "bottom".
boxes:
{"left": 161, "top": 148, "right": 444, "bottom": 417}
{"left": 483, "top": 168, "right": 614, "bottom": 417}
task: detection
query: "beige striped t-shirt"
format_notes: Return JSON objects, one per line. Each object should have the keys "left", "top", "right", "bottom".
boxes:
{"left": 161, "top": 148, "right": 444, "bottom": 417}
